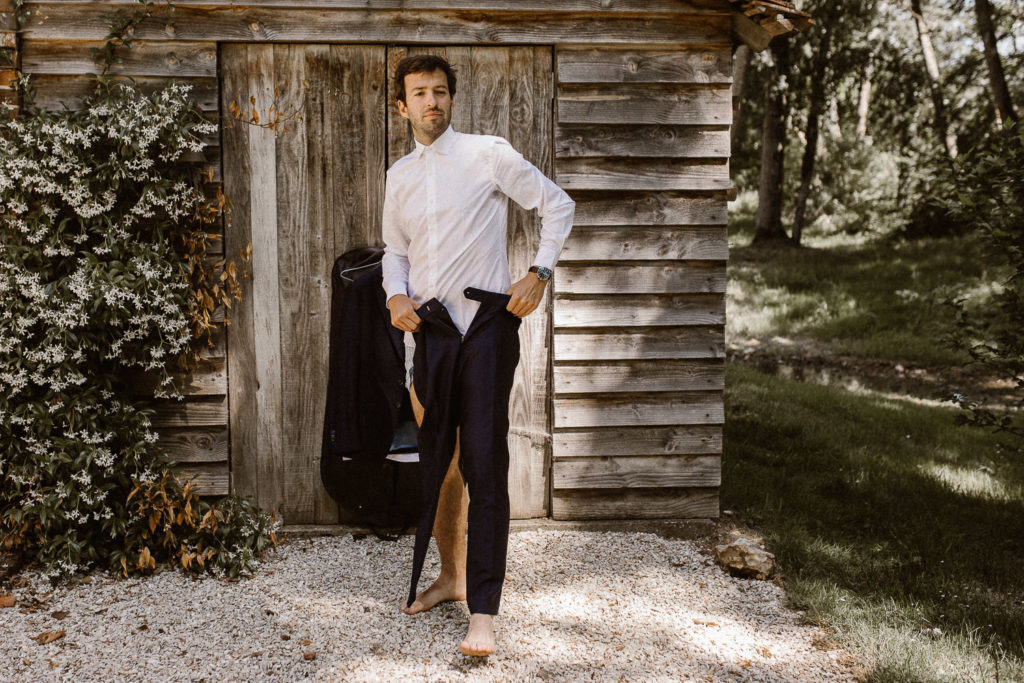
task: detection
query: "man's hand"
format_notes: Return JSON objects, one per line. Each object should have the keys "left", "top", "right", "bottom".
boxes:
{"left": 388, "top": 294, "right": 422, "bottom": 332}
{"left": 506, "top": 273, "right": 547, "bottom": 318}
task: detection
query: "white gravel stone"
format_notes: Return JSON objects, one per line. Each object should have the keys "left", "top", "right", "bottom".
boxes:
{"left": 0, "top": 531, "right": 858, "bottom": 682}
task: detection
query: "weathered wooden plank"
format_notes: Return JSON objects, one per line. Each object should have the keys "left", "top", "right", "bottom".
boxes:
{"left": 274, "top": 44, "right": 332, "bottom": 524}
{"left": 572, "top": 194, "right": 727, "bottom": 226}
{"left": 125, "top": 358, "right": 227, "bottom": 397}
{"left": 557, "top": 48, "right": 731, "bottom": 84}
{"left": 554, "top": 326, "right": 725, "bottom": 360}
{"left": 555, "top": 393, "right": 723, "bottom": 428}
{"left": 560, "top": 226, "right": 728, "bottom": 261}
{"left": 150, "top": 397, "right": 228, "bottom": 427}
{"left": 21, "top": 40, "right": 216, "bottom": 77}
{"left": 553, "top": 295, "right": 725, "bottom": 328}
{"left": 556, "top": 262, "right": 726, "bottom": 294}
{"left": 37, "top": 0, "right": 728, "bottom": 13}
{"left": 555, "top": 124, "right": 729, "bottom": 158}
{"left": 221, "top": 44, "right": 259, "bottom": 500}
{"left": 557, "top": 85, "right": 731, "bottom": 125}
{"left": 175, "top": 464, "right": 230, "bottom": 497}
{"left": 554, "top": 425, "right": 722, "bottom": 457}
{"left": 502, "top": 46, "right": 552, "bottom": 519}
{"left": 158, "top": 427, "right": 229, "bottom": 463}
{"left": 22, "top": 7, "right": 730, "bottom": 46}
{"left": 552, "top": 487, "right": 719, "bottom": 519}
{"left": 553, "top": 360, "right": 723, "bottom": 394}
{"left": 553, "top": 455, "right": 720, "bottom": 489}
{"left": 246, "top": 44, "right": 286, "bottom": 519}
{"left": 556, "top": 158, "right": 730, "bottom": 191}
{"left": 25, "top": 74, "right": 218, "bottom": 111}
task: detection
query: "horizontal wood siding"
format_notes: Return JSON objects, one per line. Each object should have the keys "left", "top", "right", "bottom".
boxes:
{"left": 19, "top": 2, "right": 732, "bottom": 517}
{"left": 552, "top": 41, "right": 728, "bottom": 520}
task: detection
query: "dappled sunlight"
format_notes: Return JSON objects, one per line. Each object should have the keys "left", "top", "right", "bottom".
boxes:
{"left": 921, "top": 462, "right": 1020, "bottom": 502}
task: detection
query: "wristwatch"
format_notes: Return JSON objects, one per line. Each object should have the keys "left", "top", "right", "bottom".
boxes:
{"left": 529, "top": 265, "right": 552, "bottom": 281}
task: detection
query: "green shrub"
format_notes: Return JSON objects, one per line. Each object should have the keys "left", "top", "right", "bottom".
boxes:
{"left": 944, "top": 126, "right": 1024, "bottom": 447}
{"left": 0, "top": 79, "right": 277, "bottom": 581}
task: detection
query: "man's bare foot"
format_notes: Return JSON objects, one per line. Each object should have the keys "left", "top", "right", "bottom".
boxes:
{"left": 459, "top": 613, "right": 496, "bottom": 656}
{"left": 401, "top": 574, "right": 466, "bottom": 615}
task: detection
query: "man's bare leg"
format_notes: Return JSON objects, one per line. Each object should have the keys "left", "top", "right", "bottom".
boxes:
{"left": 402, "top": 382, "right": 468, "bottom": 614}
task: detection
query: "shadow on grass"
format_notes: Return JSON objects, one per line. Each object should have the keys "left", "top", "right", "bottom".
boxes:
{"left": 724, "top": 363, "right": 1024, "bottom": 680}
{"left": 727, "top": 234, "right": 1008, "bottom": 368}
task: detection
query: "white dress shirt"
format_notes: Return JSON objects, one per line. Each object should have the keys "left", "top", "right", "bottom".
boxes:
{"left": 381, "top": 125, "right": 575, "bottom": 336}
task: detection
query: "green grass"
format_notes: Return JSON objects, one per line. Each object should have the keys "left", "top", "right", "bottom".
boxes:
{"left": 724, "top": 363, "right": 1024, "bottom": 681}
{"left": 728, "top": 234, "right": 1008, "bottom": 367}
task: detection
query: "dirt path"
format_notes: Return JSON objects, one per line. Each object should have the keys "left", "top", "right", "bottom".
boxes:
{"left": 728, "top": 335, "right": 1020, "bottom": 408}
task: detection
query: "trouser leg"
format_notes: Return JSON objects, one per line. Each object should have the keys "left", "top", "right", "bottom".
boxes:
{"left": 457, "top": 313, "right": 520, "bottom": 615}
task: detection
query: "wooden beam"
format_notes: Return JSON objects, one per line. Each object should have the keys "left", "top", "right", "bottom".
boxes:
{"left": 22, "top": 6, "right": 730, "bottom": 46}
{"left": 21, "top": 40, "right": 217, "bottom": 77}
{"left": 38, "top": 0, "right": 728, "bottom": 12}
{"left": 552, "top": 487, "right": 719, "bottom": 519}
{"left": 555, "top": 124, "right": 729, "bottom": 158}
{"left": 731, "top": 11, "right": 772, "bottom": 51}
{"left": 553, "top": 455, "right": 721, "bottom": 489}
{"left": 556, "top": 47, "right": 732, "bottom": 84}
{"left": 24, "top": 74, "right": 218, "bottom": 111}
{"left": 555, "top": 393, "right": 724, "bottom": 428}
{"left": 552, "top": 295, "right": 725, "bottom": 328}
{"left": 559, "top": 226, "right": 728, "bottom": 261}
{"left": 149, "top": 397, "right": 228, "bottom": 428}
{"left": 158, "top": 427, "right": 229, "bottom": 463}
{"left": 555, "top": 262, "right": 726, "bottom": 294}
{"left": 175, "top": 464, "right": 229, "bottom": 497}
{"left": 554, "top": 326, "right": 725, "bottom": 360}
{"left": 554, "top": 425, "right": 722, "bottom": 457}
{"left": 558, "top": 85, "right": 731, "bottom": 125}
{"left": 553, "top": 360, "right": 723, "bottom": 394}
{"left": 556, "top": 158, "right": 730, "bottom": 191}
{"left": 572, "top": 194, "right": 727, "bottom": 226}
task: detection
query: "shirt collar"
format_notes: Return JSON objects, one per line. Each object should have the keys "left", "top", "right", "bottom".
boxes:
{"left": 413, "top": 125, "right": 456, "bottom": 159}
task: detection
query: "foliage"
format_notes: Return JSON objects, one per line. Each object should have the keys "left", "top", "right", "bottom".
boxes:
{"left": 944, "top": 126, "right": 1024, "bottom": 446}
{"left": 724, "top": 364, "right": 1024, "bottom": 681}
{"left": 0, "top": 79, "right": 276, "bottom": 582}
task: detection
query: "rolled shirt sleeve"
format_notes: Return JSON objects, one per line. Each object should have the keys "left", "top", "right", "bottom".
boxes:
{"left": 491, "top": 138, "right": 575, "bottom": 270}
{"left": 380, "top": 172, "right": 411, "bottom": 304}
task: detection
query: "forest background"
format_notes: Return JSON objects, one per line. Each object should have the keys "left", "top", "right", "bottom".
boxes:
{"left": 726, "top": 0, "right": 1024, "bottom": 679}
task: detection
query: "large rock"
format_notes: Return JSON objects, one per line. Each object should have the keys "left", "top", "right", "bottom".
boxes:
{"left": 714, "top": 536, "right": 775, "bottom": 579}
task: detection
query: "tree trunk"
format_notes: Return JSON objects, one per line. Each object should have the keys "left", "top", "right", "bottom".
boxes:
{"left": 975, "top": 0, "right": 1018, "bottom": 128}
{"left": 752, "top": 38, "right": 793, "bottom": 246}
{"left": 731, "top": 44, "right": 752, "bottom": 151}
{"left": 856, "top": 57, "right": 873, "bottom": 137}
{"left": 792, "top": 23, "right": 833, "bottom": 246}
{"left": 911, "top": 0, "right": 958, "bottom": 159}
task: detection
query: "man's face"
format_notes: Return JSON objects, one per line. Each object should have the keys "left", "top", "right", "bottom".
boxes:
{"left": 397, "top": 69, "right": 453, "bottom": 144}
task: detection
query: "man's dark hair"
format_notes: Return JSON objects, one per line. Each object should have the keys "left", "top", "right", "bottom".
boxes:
{"left": 393, "top": 55, "right": 457, "bottom": 104}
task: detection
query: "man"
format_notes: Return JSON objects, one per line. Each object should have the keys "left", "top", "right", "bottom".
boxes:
{"left": 381, "top": 54, "right": 574, "bottom": 656}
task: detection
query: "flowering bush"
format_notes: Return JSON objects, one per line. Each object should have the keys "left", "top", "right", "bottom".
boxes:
{"left": 0, "top": 80, "right": 277, "bottom": 581}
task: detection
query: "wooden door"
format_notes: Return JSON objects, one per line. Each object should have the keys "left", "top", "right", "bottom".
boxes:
{"left": 222, "top": 44, "right": 552, "bottom": 523}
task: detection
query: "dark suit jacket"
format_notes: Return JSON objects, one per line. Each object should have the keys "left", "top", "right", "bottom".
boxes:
{"left": 321, "top": 252, "right": 406, "bottom": 463}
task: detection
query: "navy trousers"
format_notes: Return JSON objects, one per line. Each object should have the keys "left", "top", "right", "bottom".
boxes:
{"left": 407, "top": 288, "right": 521, "bottom": 616}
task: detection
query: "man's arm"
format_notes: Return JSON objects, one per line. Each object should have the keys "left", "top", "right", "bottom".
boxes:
{"left": 381, "top": 174, "right": 422, "bottom": 331}
{"left": 491, "top": 139, "right": 575, "bottom": 317}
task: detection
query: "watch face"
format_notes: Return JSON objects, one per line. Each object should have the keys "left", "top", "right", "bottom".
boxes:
{"left": 534, "top": 266, "right": 552, "bottom": 280}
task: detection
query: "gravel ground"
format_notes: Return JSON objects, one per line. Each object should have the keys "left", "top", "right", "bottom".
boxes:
{"left": 1, "top": 531, "right": 858, "bottom": 682}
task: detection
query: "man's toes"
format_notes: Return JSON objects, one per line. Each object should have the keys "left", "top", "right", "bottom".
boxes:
{"left": 459, "top": 638, "right": 495, "bottom": 657}
{"left": 401, "top": 600, "right": 424, "bottom": 615}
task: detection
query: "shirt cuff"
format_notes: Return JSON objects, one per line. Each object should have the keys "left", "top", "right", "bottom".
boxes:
{"left": 532, "top": 245, "right": 561, "bottom": 271}
{"left": 382, "top": 278, "right": 408, "bottom": 304}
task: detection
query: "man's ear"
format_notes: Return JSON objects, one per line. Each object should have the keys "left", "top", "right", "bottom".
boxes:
{"left": 396, "top": 98, "right": 409, "bottom": 120}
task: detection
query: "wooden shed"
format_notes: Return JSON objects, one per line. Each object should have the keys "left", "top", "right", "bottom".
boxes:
{"left": 2, "top": 0, "right": 808, "bottom": 525}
